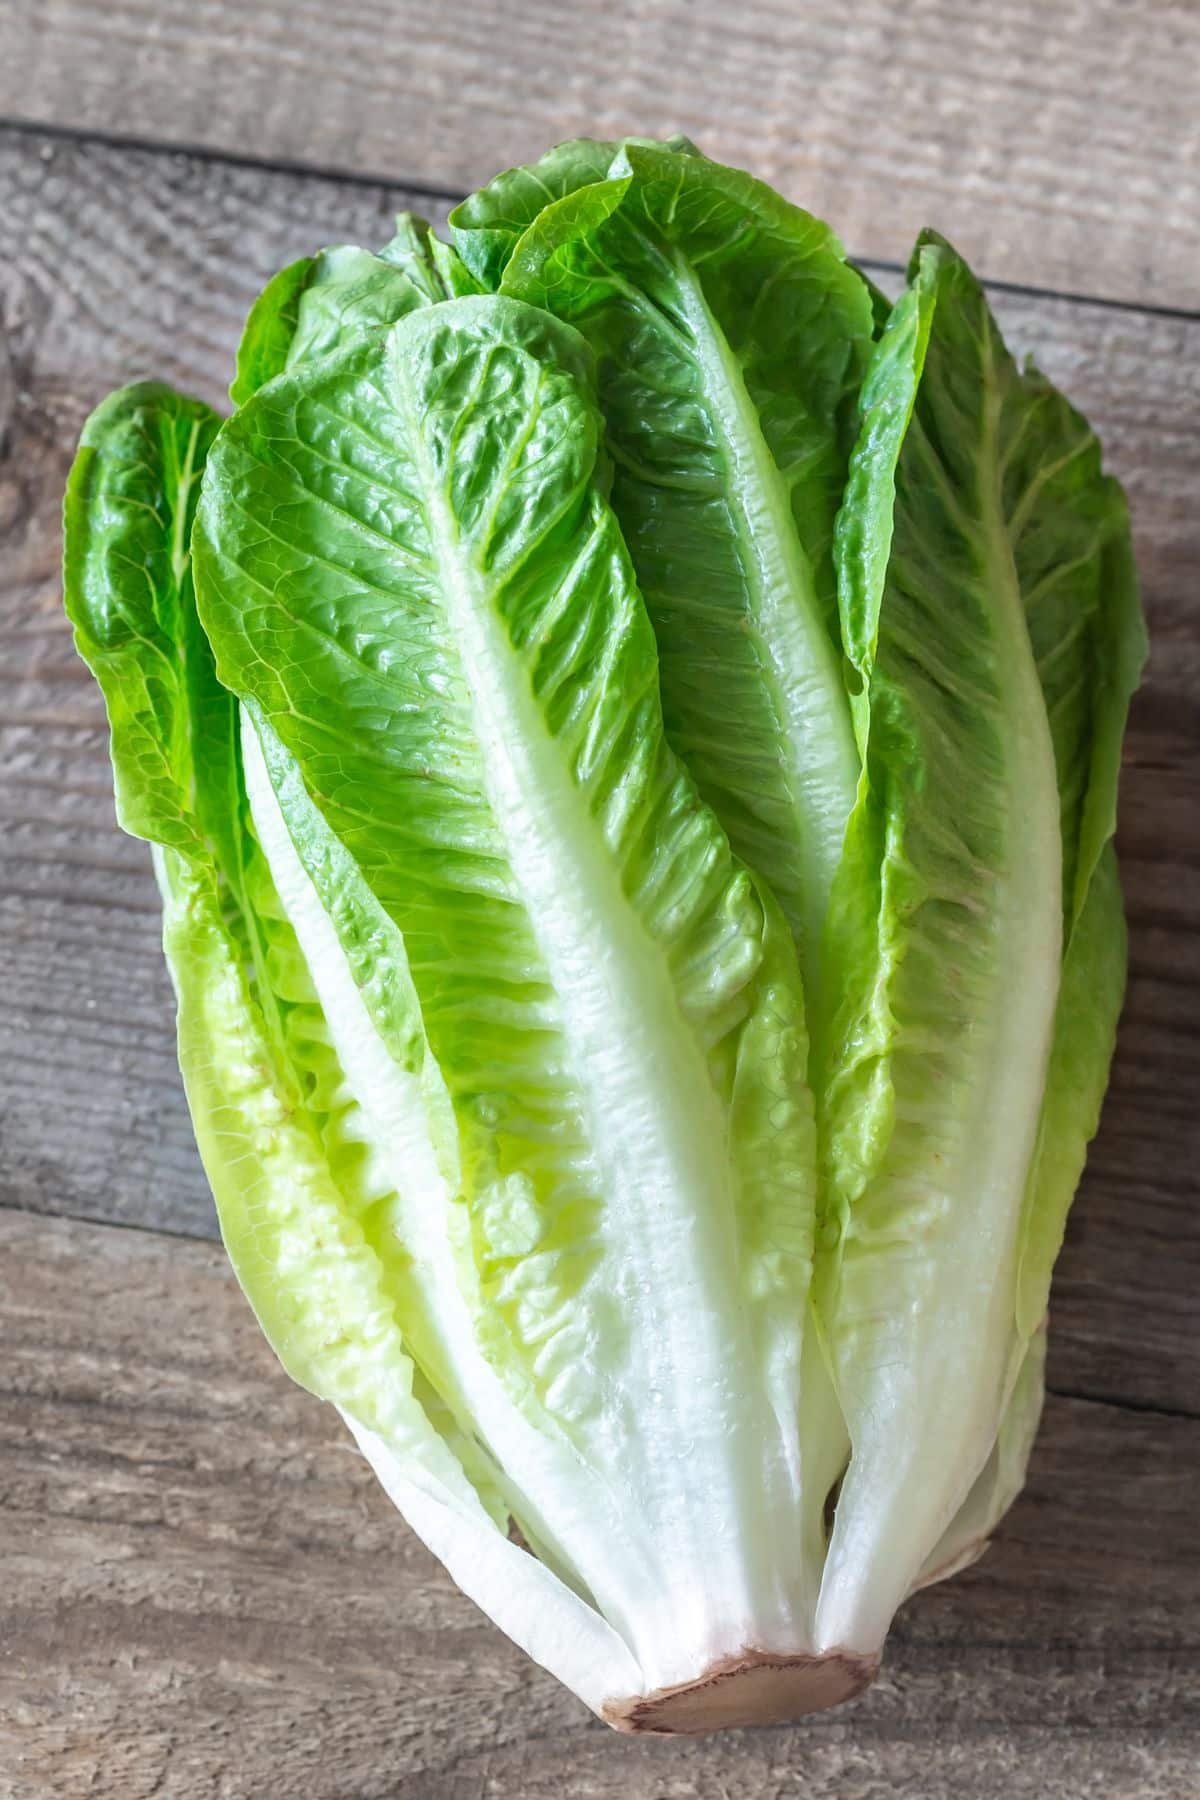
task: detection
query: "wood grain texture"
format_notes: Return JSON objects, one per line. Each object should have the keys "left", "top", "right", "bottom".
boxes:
{"left": 1, "top": 0, "right": 1199, "bottom": 310}
{"left": 2, "top": 1210, "right": 1196, "bottom": 1799}
{"left": 2, "top": 129, "right": 1196, "bottom": 1418}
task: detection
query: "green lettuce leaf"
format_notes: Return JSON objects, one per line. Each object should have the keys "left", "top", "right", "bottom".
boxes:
{"left": 1012, "top": 408, "right": 1146, "bottom": 1341}
{"left": 193, "top": 293, "right": 831, "bottom": 1685}
{"left": 831, "top": 234, "right": 1145, "bottom": 1410}
{"left": 230, "top": 260, "right": 316, "bottom": 408}
{"left": 449, "top": 137, "right": 625, "bottom": 287}
{"left": 448, "top": 135, "right": 704, "bottom": 288}
{"left": 378, "top": 211, "right": 486, "bottom": 299}
{"left": 816, "top": 240, "right": 1070, "bottom": 1653}
{"left": 470, "top": 141, "right": 875, "bottom": 988}
{"left": 230, "top": 215, "right": 479, "bottom": 405}
{"left": 63, "top": 379, "right": 643, "bottom": 1713}
{"left": 63, "top": 383, "right": 227, "bottom": 857}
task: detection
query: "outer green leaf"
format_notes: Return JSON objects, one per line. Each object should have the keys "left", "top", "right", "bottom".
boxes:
{"left": 449, "top": 136, "right": 702, "bottom": 289}
{"left": 990, "top": 291, "right": 1145, "bottom": 928}
{"left": 1015, "top": 842, "right": 1128, "bottom": 1337}
{"left": 63, "top": 383, "right": 226, "bottom": 857}
{"left": 485, "top": 141, "right": 875, "bottom": 986}
{"left": 833, "top": 234, "right": 1145, "bottom": 1376}
{"left": 64, "top": 376, "right": 642, "bottom": 1713}
{"left": 282, "top": 245, "right": 432, "bottom": 369}
{"left": 1012, "top": 438, "right": 1145, "bottom": 1339}
{"left": 193, "top": 294, "right": 829, "bottom": 1682}
{"left": 62, "top": 379, "right": 470, "bottom": 1459}
{"left": 815, "top": 241, "right": 1066, "bottom": 1653}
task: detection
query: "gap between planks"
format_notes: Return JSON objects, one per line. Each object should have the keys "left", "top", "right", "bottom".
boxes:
{"left": 2, "top": 112, "right": 1198, "bottom": 329}
{"left": 2, "top": 0, "right": 1198, "bottom": 315}
{"left": 4, "top": 1163, "right": 1197, "bottom": 1432}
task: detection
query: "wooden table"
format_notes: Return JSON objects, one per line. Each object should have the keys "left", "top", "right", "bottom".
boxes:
{"left": 1, "top": 4, "right": 1197, "bottom": 1795}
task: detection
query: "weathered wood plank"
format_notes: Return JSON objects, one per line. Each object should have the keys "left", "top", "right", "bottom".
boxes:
{"left": 1, "top": 1209, "right": 1196, "bottom": 1799}
{"left": 1, "top": 1, "right": 1198, "bottom": 310}
{"left": 2, "top": 130, "right": 1196, "bottom": 1419}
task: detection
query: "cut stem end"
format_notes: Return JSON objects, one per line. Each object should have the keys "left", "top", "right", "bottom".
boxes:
{"left": 602, "top": 1647, "right": 880, "bottom": 1735}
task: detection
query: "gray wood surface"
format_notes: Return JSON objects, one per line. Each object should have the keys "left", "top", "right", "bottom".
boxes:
{"left": 3, "top": 1210, "right": 1196, "bottom": 1800}
{"left": 0, "top": 1, "right": 1198, "bottom": 310}
{"left": 0, "top": 102, "right": 1197, "bottom": 1800}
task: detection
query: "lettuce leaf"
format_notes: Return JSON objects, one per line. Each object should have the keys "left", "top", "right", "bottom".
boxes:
{"left": 231, "top": 215, "right": 479, "bottom": 405}
{"left": 377, "top": 212, "right": 484, "bottom": 300}
{"left": 459, "top": 141, "right": 874, "bottom": 991}
{"left": 1014, "top": 428, "right": 1146, "bottom": 1343}
{"left": 193, "top": 294, "right": 837, "bottom": 1689}
{"left": 63, "top": 383, "right": 228, "bottom": 858}
{"left": 63, "top": 378, "right": 644, "bottom": 1714}
{"left": 450, "top": 137, "right": 634, "bottom": 287}
{"left": 815, "top": 236, "right": 1140, "bottom": 1651}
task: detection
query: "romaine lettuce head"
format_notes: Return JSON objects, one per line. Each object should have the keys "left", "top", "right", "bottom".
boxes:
{"left": 62, "top": 156, "right": 1142, "bottom": 1735}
